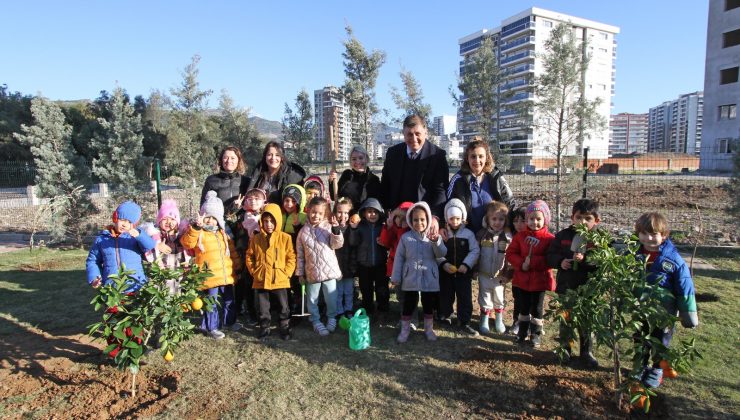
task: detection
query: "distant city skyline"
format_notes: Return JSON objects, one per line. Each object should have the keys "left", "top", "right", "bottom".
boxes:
{"left": 3, "top": 1, "right": 708, "bottom": 122}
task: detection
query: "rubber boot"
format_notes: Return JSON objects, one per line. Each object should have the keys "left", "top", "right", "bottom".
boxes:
{"left": 479, "top": 311, "right": 490, "bottom": 335}
{"left": 424, "top": 315, "right": 437, "bottom": 341}
{"left": 397, "top": 317, "right": 412, "bottom": 343}
{"left": 579, "top": 331, "right": 599, "bottom": 369}
{"left": 517, "top": 320, "right": 530, "bottom": 345}
{"left": 494, "top": 310, "right": 506, "bottom": 333}
{"left": 530, "top": 318, "right": 543, "bottom": 348}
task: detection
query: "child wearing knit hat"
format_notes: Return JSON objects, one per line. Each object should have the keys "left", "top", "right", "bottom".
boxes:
{"left": 181, "top": 191, "right": 242, "bottom": 340}
{"left": 437, "top": 198, "right": 481, "bottom": 336}
{"left": 142, "top": 199, "right": 192, "bottom": 294}
{"left": 505, "top": 200, "right": 556, "bottom": 348}
{"left": 86, "top": 201, "right": 156, "bottom": 292}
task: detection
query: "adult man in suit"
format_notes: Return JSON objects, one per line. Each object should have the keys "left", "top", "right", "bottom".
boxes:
{"left": 380, "top": 114, "right": 449, "bottom": 223}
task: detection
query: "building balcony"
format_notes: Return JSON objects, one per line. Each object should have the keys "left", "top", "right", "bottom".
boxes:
{"left": 500, "top": 49, "right": 535, "bottom": 66}
{"left": 504, "top": 92, "right": 534, "bottom": 103}
{"left": 504, "top": 63, "right": 535, "bottom": 77}
{"left": 500, "top": 36, "right": 535, "bottom": 53}
{"left": 501, "top": 79, "right": 529, "bottom": 91}
{"left": 501, "top": 21, "right": 535, "bottom": 39}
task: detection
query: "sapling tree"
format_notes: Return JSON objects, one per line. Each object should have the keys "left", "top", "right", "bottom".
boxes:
{"left": 548, "top": 225, "right": 701, "bottom": 413}
{"left": 87, "top": 262, "right": 215, "bottom": 398}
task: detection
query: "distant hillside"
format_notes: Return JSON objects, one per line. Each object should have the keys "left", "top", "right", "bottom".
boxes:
{"left": 249, "top": 116, "right": 282, "bottom": 139}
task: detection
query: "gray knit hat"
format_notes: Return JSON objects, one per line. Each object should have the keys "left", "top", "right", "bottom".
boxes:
{"left": 200, "top": 190, "right": 225, "bottom": 229}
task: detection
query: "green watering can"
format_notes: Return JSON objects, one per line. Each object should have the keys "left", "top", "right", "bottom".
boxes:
{"left": 349, "top": 308, "right": 371, "bottom": 350}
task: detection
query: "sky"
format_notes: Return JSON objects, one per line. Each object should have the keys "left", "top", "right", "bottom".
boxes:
{"left": 3, "top": 1, "right": 709, "bottom": 123}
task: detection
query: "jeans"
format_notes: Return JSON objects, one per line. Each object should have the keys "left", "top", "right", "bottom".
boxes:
{"left": 336, "top": 277, "right": 355, "bottom": 315}
{"left": 306, "top": 279, "right": 337, "bottom": 324}
{"left": 201, "top": 285, "right": 236, "bottom": 331}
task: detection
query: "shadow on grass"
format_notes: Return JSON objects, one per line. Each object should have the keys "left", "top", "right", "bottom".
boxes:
{"left": 694, "top": 268, "right": 739, "bottom": 282}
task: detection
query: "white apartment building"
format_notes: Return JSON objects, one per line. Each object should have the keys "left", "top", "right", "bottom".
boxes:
{"left": 457, "top": 7, "right": 619, "bottom": 168}
{"left": 700, "top": 0, "right": 739, "bottom": 171}
{"left": 609, "top": 113, "right": 648, "bottom": 155}
{"left": 314, "top": 86, "right": 352, "bottom": 162}
{"left": 648, "top": 92, "right": 703, "bottom": 155}
{"left": 432, "top": 115, "right": 458, "bottom": 136}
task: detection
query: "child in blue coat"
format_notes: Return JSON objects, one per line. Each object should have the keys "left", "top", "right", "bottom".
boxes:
{"left": 86, "top": 201, "right": 156, "bottom": 292}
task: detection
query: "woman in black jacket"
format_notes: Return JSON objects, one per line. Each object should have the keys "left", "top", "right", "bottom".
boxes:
{"left": 246, "top": 141, "right": 306, "bottom": 205}
{"left": 328, "top": 144, "right": 380, "bottom": 212}
{"left": 446, "top": 138, "right": 517, "bottom": 234}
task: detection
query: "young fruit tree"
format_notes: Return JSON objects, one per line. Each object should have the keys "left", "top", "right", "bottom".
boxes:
{"left": 87, "top": 262, "right": 215, "bottom": 398}
{"left": 548, "top": 225, "right": 701, "bottom": 413}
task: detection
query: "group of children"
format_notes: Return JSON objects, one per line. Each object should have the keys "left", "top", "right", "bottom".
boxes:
{"left": 87, "top": 172, "right": 698, "bottom": 389}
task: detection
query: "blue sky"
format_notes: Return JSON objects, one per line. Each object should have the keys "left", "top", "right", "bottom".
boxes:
{"left": 3, "top": 1, "right": 708, "bottom": 123}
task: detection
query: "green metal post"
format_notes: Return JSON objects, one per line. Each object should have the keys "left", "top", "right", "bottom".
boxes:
{"left": 155, "top": 159, "right": 162, "bottom": 209}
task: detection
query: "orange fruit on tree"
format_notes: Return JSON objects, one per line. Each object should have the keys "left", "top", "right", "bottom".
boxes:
{"left": 191, "top": 297, "right": 203, "bottom": 311}
{"left": 350, "top": 214, "right": 361, "bottom": 225}
{"left": 628, "top": 382, "right": 644, "bottom": 395}
{"left": 163, "top": 350, "right": 174, "bottom": 362}
{"left": 561, "top": 310, "right": 571, "bottom": 322}
{"left": 659, "top": 360, "right": 678, "bottom": 378}
{"left": 633, "top": 395, "right": 647, "bottom": 410}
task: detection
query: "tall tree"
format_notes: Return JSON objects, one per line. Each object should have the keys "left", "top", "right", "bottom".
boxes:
{"left": 0, "top": 85, "right": 34, "bottom": 161}
{"left": 217, "top": 90, "right": 264, "bottom": 169}
{"left": 523, "top": 23, "right": 606, "bottom": 228}
{"left": 14, "top": 97, "right": 93, "bottom": 243}
{"left": 281, "top": 89, "right": 314, "bottom": 165}
{"left": 166, "top": 55, "right": 218, "bottom": 183}
{"left": 451, "top": 36, "right": 510, "bottom": 167}
{"left": 342, "top": 25, "right": 386, "bottom": 155}
{"left": 134, "top": 93, "right": 168, "bottom": 160}
{"left": 390, "top": 67, "right": 432, "bottom": 125}
{"left": 89, "top": 87, "right": 147, "bottom": 194}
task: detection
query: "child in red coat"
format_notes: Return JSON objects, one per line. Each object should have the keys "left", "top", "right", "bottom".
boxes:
{"left": 505, "top": 200, "right": 555, "bottom": 348}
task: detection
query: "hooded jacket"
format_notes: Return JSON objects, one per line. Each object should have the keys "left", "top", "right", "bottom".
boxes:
{"left": 506, "top": 227, "right": 556, "bottom": 292}
{"left": 440, "top": 199, "right": 480, "bottom": 271}
{"left": 86, "top": 226, "right": 157, "bottom": 292}
{"left": 447, "top": 168, "right": 517, "bottom": 232}
{"left": 181, "top": 223, "right": 240, "bottom": 291}
{"left": 391, "top": 202, "right": 447, "bottom": 292}
{"left": 281, "top": 184, "right": 307, "bottom": 236}
{"left": 640, "top": 238, "right": 699, "bottom": 328}
{"left": 546, "top": 225, "right": 599, "bottom": 293}
{"left": 349, "top": 198, "right": 388, "bottom": 267}
{"left": 295, "top": 218, "right": 344, "bottom": 283}
{"left": 246, "top": 203, "right": 296, "bottom": 290}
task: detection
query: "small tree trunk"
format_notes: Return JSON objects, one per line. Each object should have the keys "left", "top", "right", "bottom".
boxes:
{"left": 611, "top": 297, "right": 622, "bottom": 409}
{"left": 131, "top": 370, "right": 138, "bottom": 398}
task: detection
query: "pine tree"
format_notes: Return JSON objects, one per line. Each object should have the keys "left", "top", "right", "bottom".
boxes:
{"left": 281, "top": 89, "right": 314, "bottom": 165}
{"left": 89, "top": 87, "right": 147, "bottom": 194}
{"left": 166, "top": 55, "right": 218, "bottom": 183}
{"left": 0, "top": 84, "right": 34, "bottom": 161}
{"left": 390, "top": 67, "right": 432, "bottom": 125}
{"left": 217, "top": 90, "right": 263, "bottom": 169}
{"left": 451, "top": 36, "right": 511, "bottom": 168}
{"left": 342, "top": 25, "right": 386, "bottom": 155}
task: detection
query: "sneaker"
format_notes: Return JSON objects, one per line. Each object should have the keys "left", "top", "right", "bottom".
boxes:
{"left": 258, "top": 327, "right": 270, "bottom": 339}
{"left": 313, "top": 322, "right": 329, "bottom": 337}
{"left": 642, "top": 367, "right": 663, "bottom": 389}
{"left": 208, "top": 329, "right": 225, "bottom": 340}
{"left": 326, "top": 318, "right": 337, "bottom": 333}
{"left": 409, "top": 322, "right": 418, "bottom": 331}
{"left": 461, "top": 324, "right": 480, "bottom": 337}
{"left": 230, "top": 322, "right": 243, "bottom": 332}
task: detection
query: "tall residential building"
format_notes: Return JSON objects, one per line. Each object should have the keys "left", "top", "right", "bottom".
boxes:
{"left": 432, "top": 115, "right": 457, "bottom": 136}
{"left": 314, "top": 86, "right": 352, "bottom": 162}
{"left": 457, "top": 7, "right": 619, "bottom": 168}
{"left": 609, "top": 113, "right": 648, "bottom": 155}
{"left": 647, "top": 92, "right": 703, "bottom": 155}
{"left": 700, "top": 0, "right": 739, "bottom": 171}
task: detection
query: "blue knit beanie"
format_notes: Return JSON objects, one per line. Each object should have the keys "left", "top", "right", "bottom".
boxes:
{"left": 113, "top": 201, "right": 142, "bottom": 225}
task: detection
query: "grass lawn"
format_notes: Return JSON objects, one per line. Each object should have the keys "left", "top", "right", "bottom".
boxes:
{"left": 0, "top": 246, "right": 738, "bottom": 418}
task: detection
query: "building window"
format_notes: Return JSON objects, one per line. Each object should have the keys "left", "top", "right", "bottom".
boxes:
{"left": 720, "top": 66, "right": 739, "bottom": 84}
{"left": 719, "top": 104, "right": 737, "bottom": 120}
{"left": 715, "top": 138, "right": 734, "bottom": 153}
{"left": 723, "top": 28, "right": 740, "bottom": 48}
{"left": 542, "top": 20, "right": 552, "bottom": 28}
{"left": 726, "top": 0, "right": 740, "bottom": 11}
{"left": 599, "top": 32, "right": 608, "bottom": 40}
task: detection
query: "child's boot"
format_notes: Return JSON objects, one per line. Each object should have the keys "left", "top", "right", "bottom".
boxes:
{"left": 530, "top": 318, "right": 544, "bottom": 348}
{"left": 516, "top": 316, "right": 530, "bottom": 345}
{"left": 424, "top": 315, "right": 437, "bottom": 341}
{"left": 479, "top": 310, "right": 490, "bottom": 335}
{"left": 494, "top": 309, "right": 506, "bottom": 334}
{"left": 509, "top": 319, "right": 520, "bottom": 336}
{"left": 579, "top": 331, "right": 599, "bottom": 369}
{"left": 397, "top": 316, "right": 412, "bottom": 343}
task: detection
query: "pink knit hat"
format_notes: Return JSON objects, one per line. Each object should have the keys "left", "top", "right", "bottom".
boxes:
{"left": 157, "top": 199, "right": 181, "bottom": 225}
{"left": 526, "top": 200, "right": 551, "bottom": 227}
